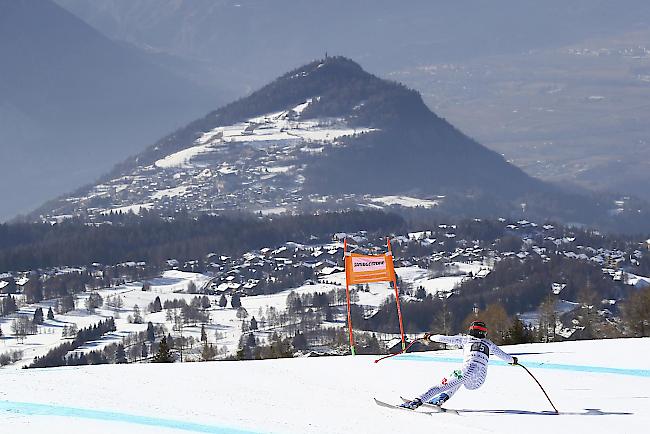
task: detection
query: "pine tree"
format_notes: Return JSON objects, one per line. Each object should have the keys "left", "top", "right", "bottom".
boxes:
{"left": 152, "top": 296, "right": 162, "bottom": 312}
{"left": 146, "top": 322, "right": 156, "bottom": 342}
{"left": 3, "top": 295, "right": 17, "bottom": 315}
{"left": 0, "top": 325, "right": 3, "bottom": 338}
{"left": 506, "top": 317, "right": 532, "bottom": 344}
{"left": 325, "top": 305, "right": 334, "bottom": 322}
{"left": 250, "top": 316, "right": 258, "bottom": 330}
{"left": 218, "top": 294, "right": 227, "bottom": 308}
{"left": 200, "top": 324, "right": 207, "bottom": 343}
{"left": 291, "top": 332, "right": 307, "bottom": 350}
{"left": 32, "top": 307, "right": 44, "bottom": 325}
{"left": 47, "top": 307, "right": 54, "bottom": 320}
{"left": 24, "top": 277, "right": 43, "bottom": 303}
{"left": 132, "top": 305, "right": 143, "bottom": 324}
{"left": 200, "top": 342, "right": 216, "bottom": 361}
{"left": 201, "top": 296, "right": 211, "bottom": 309}
{"left": 115, "top": 343, "right": 127, "bottom": 364}
{"left": 231, "top": 293, "right": 242, "bottom": 309}
{"left": 153, "top": 337, "right": 173, "bottom": 363}
{"left": 141, "top": 343, "right": 149, "bottom": 359}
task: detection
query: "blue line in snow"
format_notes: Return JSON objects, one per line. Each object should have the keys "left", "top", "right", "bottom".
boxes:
{"left": 0, "top": 400, "right": 265, "bottom": 434}
{"left": 394, "top": 354, "right": 650, "bottom": 378}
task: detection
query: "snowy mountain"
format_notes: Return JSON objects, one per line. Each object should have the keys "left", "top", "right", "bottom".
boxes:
{"left": 54, "top": 1, "right": 650, "bottom": 205}
{"left": 31, "top": 56, "right": 606, "bottom": 225}
{"left": 2, "top": 338, "right": 649, "bottom": 433}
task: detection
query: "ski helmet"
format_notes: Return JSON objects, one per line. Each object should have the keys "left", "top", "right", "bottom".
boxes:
{"left": 468, "top": 320, "right": 488, "bottom": 338}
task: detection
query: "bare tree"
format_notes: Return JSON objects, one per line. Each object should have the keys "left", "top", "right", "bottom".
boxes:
{"left": 12, "top": 317, "right": 36, "bottom": 343}
{"left": 172, "top": 313, "right": 185, "bottom": 362}
{"left": 622, "top": 287, "right": 650, "bottom": 336}
{"left": 538, "top": 293, "right": 557, "bottom": 342}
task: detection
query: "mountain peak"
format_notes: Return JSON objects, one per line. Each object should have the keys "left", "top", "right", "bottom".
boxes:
{"left": 210, "top": 55, "right": 432, "bottom": 131}
{"left": 280, "top": 56, "right": 366, "bottom": 82}
{"left": 31, "top": 56, "right": 559, "bottom": 224}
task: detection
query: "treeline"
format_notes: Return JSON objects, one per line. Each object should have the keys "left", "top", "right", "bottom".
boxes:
{"left": 456, "top": 254, "right": 627, "bottom": 315}
{"left": 0, "top": 350, "right": 23, "bottom": 366}
{"left": 0, "top": 294, "right": 18, "bottom": 316}
{"left": 364, "top": 253, "right": 634, "bottom": 341}
{"left": 233, "top": 328, "right": 382, "bottom": 361}
{"left": 254, "top": 266, "right": 316, "bottom": 295}
{"left": 161, "top": 297, "right": 211, "bottom": 325}
{"left": 28, "top": 318, "right": 116, "bottom": 368}
{"left": 0, "top": 210, "right": 404, "bottom": 271}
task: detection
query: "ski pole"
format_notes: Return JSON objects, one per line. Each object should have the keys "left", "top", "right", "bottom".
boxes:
{"left": 516, "top": 362, "right": 559, "bottom": 414}
{"left": 373, "top": 337, "right": 422, "bottom": 364}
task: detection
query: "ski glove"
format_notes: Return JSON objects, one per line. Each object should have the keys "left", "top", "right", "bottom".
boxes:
{"left": 510, "top": 356, "right": 518, "bottom": 365}
{"left": 422, "top": 332, "right": 432, "bottom": 342}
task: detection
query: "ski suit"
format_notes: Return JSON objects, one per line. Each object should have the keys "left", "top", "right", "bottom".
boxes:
{"left": 418, "top": 334, "right": 515, "bottom": 403}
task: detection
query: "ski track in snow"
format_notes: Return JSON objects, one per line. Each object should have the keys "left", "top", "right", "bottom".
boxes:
{"left": 395, "top": 354, "right": 650, "bottom": 377}
{"left": 0, "top": 401, "right": 264, "bottom": 434}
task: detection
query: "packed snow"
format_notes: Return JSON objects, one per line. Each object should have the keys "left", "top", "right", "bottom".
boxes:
{"left": 1, "top": 338, "right": 648, "bottom": 433}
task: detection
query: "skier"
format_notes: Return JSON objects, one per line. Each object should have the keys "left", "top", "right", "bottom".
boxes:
{"left": 400, "top": 320, "right": 519, "bottom": 409}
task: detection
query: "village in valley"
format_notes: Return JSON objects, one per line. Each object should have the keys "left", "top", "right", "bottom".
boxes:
{"left": 2, "top": 215, "right": 648, "bottom": 368}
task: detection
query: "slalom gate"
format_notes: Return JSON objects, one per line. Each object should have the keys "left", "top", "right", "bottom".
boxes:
{"left": 344, "top": 238, "right": 406, "bottom": 355}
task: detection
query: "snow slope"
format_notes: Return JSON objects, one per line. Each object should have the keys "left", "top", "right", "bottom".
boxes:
{"left": 1, "top": 338, "right": 648, "bottom": 434}
{"left": 154, "top": 102, "right": 376, "bottom": 170}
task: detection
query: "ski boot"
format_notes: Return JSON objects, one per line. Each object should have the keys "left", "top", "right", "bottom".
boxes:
{"left": 427, "top": 393, "right": 450, "bottom": 407}
{"left": 399, "top": 397, "right": 423, "bottom": 410}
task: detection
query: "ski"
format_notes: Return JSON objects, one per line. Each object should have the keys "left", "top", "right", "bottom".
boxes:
{"left": 399, "top": 397, "right": 460, "bottom": 415}
{"left": 373, "top": 398, "right": 446, "bottom": 415}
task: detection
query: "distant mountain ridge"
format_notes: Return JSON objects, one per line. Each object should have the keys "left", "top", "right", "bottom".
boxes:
{"left": 29, "top": 56, "right": 650, "bottom": 232}
{"left": 0, "top": 0, "right": 223, "bottom": 221}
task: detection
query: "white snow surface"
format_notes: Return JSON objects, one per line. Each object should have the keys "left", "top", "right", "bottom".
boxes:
{"left": 0, "top": 271, "right": 213, "bottom": 367}
{"left": 1, "top": 338, "right": 649, "bottom": 434}
{"left": 369, "top": 195, "right": 440, "bottom": 209}
{"left": 154, "top": 144, "right": 216, "bottom": 169}
{"left": 151, "top": 185, "right": 191, "bottom": 200}
{"left": 154, "top": 103, "right": 377, "bottom": 169}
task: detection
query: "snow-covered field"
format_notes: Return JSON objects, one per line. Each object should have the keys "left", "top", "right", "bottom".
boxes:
{"left": 1, "top": 338, "right": 648, "bottom": 434}
{"left": 369, "top": 195, "right": 441, "bottom": 209}
{"left": 1, "top": 265, "right": 484, "bottom": 367}
{"left": 155, "top": 101, "right": 377, "bottom": 170}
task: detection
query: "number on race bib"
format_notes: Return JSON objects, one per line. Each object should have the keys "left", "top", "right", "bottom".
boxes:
{"left": 470, "top": 342, "right": 489, "bottom": 356}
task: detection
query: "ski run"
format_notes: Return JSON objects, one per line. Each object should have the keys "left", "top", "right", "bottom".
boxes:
{"left": 1, "top": 337, "right": 648, "bottom": 434}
